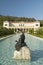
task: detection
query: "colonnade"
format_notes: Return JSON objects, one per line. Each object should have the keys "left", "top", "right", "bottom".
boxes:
{"left": 14, "top": 28, "right": 29, "bottom": 32}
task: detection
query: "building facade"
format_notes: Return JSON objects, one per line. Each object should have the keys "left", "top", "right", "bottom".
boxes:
{"left": 3, "top": 21, "right": 40, "bottom": 32}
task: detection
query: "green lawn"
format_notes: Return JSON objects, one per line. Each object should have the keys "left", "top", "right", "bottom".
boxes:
{"left": 30, "top": 33, "right": 43, "bottom": 38}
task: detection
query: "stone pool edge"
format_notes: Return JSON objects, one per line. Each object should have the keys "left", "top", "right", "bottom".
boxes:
{"left": 28, "top": 34, "right": 43, "bottom": 40}
{"left": 0, "top": 34, "right": 14, "bottom": 41}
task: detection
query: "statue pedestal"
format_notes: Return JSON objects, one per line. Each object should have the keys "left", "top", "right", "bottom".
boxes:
{"left": 13, "top": 46, "right": 31, "bottom": 60}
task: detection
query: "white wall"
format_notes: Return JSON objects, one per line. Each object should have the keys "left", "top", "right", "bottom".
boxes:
{"left": 3, "top": 21, "right": 9, "bottom": 28}
{"left": 3, "top": 21, "right": 40, "bottom": 29}
{"left": 34, "top": 22, "right": 40, "bottom": 28}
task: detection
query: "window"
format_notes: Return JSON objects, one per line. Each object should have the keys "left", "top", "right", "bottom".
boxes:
{"left": 36, "top": 24, "right": 38, "bottom": 26}
{"left": 21, "top": 24, "right": 22, "bottom": 26}
{"left": 5, "top": 24, "right": 7, "bottom": 26}
{"left": 19, "top": 24, "right": 20, "bottom": 26}
{"left": 19, "top": 24, "right": 24, "bottom": 26}
{"left": 23, "top": 24, "right": 24, "bottom": 26}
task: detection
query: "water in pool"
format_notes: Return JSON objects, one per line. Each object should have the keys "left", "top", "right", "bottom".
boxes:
{"left": 0, "top": 33, "right": 43, "bottom": 65}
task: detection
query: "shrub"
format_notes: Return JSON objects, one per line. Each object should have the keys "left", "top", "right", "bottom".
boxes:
{"left": 0, "top": 27, "right": 14, "bottom": 36}
{"left": 36, "top": 27, "right": 43, "bottom": 35}
{"left": 29, "top": 28, "right": 34, "bottom": 34}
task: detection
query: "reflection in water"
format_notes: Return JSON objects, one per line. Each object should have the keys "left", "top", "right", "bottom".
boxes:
{"left": 31, "top": 50, "right": 43, "bottom": 61}
{"left": 0, "top": 63, "right": 2, "bottom": 65}
{"left": 15, "top": 60, "right": 31, "bottom": 65}
{"left": 14, "top": 60, "right": 31, "bottom": 65}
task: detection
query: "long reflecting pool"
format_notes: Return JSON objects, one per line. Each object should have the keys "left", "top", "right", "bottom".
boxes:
{"left": 0, "top": 33, "right": 43, "bottom": 65}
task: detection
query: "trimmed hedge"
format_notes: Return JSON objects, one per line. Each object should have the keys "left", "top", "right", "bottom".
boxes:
{"left": 29, "top": 28, "right": 34, "bottom": 34}
{"left": 0, "top": 27, "right": 14, "bottom": 36}
{"left": 36, "top": 27, "right": 43, "bottom": 35}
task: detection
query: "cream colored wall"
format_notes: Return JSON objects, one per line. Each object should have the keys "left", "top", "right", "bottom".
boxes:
{"left": 3, "top": 21, "right": 40, "bottom": 29}
{"left": 3, "top": 21, "right": 9, "bottom": 28}
{"left": 11, "top": 22, "right": 40, "bottom": 29}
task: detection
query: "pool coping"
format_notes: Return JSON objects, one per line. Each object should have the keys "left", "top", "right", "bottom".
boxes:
{"left": 28, "top": 34, "right": 43, "bottom": 41}
{"left": 0, "top": 34, "right": 14, "bottom": 41}
{"left": 0, "top": 33, "right": 43, "bottom": 41}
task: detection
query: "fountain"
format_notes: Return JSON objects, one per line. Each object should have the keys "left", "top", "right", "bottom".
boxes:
{"left": 13, "top": 32, "right": 31, "bottom": 60}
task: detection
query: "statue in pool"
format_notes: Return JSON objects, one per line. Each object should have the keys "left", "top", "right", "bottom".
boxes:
{"left": 13, "top": 32, "right": 31, "bottom": 60}
{"left": 15, "top": 32, "right": 27, "bottom": 51}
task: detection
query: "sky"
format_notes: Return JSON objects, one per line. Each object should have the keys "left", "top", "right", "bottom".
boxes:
{"left": 0, "top": 0, "right": 43, "bottom": 20}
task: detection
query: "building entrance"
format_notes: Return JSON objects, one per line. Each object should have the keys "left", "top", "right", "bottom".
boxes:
{"left": 14, "top": 28, "right": 28, "bottom": 33}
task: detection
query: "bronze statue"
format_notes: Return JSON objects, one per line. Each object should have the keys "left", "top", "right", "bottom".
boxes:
{"left": 15, "top": 33, "right": 27, "bottom": 51}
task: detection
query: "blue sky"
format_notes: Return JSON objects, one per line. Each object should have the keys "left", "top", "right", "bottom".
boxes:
{"left": 0, "top": 0, "right": 43, "bottom": 20}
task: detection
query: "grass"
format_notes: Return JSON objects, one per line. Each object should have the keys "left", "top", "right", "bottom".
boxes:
{"left": 30, "top": 33, "right": 43, "bottom": 38}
